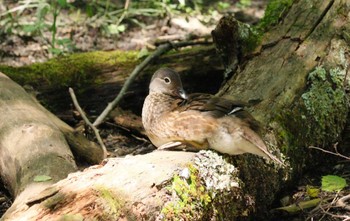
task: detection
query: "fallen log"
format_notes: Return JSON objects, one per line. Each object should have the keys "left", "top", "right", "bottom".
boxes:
{"left": 2, "top": 151, "right": 253, "bottom": 221}
{"left": 0, "top": 72, "right": 104, "bottom": 219}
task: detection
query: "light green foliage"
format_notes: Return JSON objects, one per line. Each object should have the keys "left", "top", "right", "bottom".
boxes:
{"left": 1, "top": 0, "right": 73, "bottom": 55}
{"left": 321, "top": 175, "right": 347, "bottom": 192}
{"left": 236, "top": 0, "right": 252, "bottom": 8}
{"left": 217, "top": 2, "right": 230, "bottom": 11}
{"left": 0, "top": 0, "right": 206, "bottom": 56}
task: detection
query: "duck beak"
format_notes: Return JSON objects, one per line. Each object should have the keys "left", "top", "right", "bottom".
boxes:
{"left": 178, "top": 88, "right": 187, "bottom": 99}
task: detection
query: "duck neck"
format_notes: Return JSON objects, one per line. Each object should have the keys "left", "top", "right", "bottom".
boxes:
{"left": 142, "top": 92, "right": 177, "bottom": 126}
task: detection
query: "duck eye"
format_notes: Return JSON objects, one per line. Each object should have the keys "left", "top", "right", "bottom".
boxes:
{"left": 164, "top": 77, "right": 171, "bottom": 84}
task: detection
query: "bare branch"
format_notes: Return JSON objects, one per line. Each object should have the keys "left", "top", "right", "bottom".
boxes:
{"left": 92, "top": 39, "right": 212, "bottom": 127}
{"left": 69, "top": 87, "right": 107, "bottom": 159}
{"left": 309, "top": 143, "right": 350, "bottom": 160}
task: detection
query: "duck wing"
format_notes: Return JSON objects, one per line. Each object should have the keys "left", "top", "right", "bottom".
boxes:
{"left": 175, "top": 93, "right": 261, "bottom": 133}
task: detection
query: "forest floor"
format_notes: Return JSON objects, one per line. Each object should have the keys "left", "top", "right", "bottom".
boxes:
{"left": 1, "top": 1, "right": 349, "bottom": 220}
{"left": 0, "top": 1, "right": 265, "bottom": 67}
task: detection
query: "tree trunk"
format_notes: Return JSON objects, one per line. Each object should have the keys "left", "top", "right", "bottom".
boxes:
{"left": 214, "top": 0, "right": 349, "bottom": 213}
{"left": 2, "top": 0, "right": 350, "bottom": 220}
{"left": 217, "top": 0, "right": 349, "bottom": 162}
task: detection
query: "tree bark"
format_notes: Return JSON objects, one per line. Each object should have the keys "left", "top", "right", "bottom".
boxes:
{"left": 214, "top": 0, "right": 349, "bottom": 213}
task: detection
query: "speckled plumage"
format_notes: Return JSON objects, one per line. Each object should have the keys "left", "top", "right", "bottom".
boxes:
{"left": 142, "top": 68, "right": 282, "bottom": 164}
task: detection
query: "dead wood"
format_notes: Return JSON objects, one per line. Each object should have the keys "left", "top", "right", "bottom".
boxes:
{"left": 0, "top": 72, "right": 103, "bottom": 219}
{"left": 1, "top": 151, "right": 251, "bottom": 221}
{"left": 110, "top": 107, "right": 145, "bottom": 136}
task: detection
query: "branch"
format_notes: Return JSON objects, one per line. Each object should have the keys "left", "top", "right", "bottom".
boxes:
{"left": 92, "top": 40, "right": 212, "bottom": 127}
{"left": 69, "top": 87, "right": 107, "bottom": 159}
{"left": 309, "top": 143, "right": 350, "bottom": 160}
{"left": 114, "top": 0, "right": 130, "bottom": 29}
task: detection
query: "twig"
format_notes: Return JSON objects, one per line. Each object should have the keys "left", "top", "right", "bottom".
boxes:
{"left": 318, "top": 191, "right": 340, "bottom": 221}
{"left": 114, "top": 0, "right": 130, "bottom": 31}
{"left": 337, "top": 194, "right": 350, "bottom": 211}
{"left": 309, "top": 143, "right": 350, "bottom": 160}
{"left": 69, "top": 88, "right": 107, "bottom": 159}
{"left": 318, "top": 206, "right": 350, "bottom": 221}
{"left": 92, "top": 40, "right": 212, "bottom": 127}
{"left": 273, "top": 198, "right": 321, "bottom": 215}
{"left": 343, "top": 58, "right": 349, "bottom": 88}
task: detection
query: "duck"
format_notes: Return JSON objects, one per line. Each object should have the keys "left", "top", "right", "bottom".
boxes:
{"left": 142, "top": 67, "right": 282, "bottom": 164}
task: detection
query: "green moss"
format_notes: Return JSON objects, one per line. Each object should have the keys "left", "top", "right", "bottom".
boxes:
{"left": 258, "top": 0, "right": 294, "bottom": 31}
{"left": 300, "top": 67, "right": 348, "bottom": 143}
{"left": 161, "top": 164, "right": 211, "bottom": 220}
{"left": 95, "top": 186, "right": 125, "bottom": 219}
{"left": 213, "top": 15, "right": 262, "bottom": 67}
{"left": 0, "top": 50, "right": 138, "bottom": 90}
{"left": 58, "top": 214, "right": 84, "bottom": 221}
{"left": 237, "top": 22, "right": 262, "bottom": 55}
{"left": 43, "top": 192, "right": 66, "bottom": 209}
{"left": 275, "top": 66, "right": 348, "bottom": 168}
{"left": 160, "top": 151, "right": 246, "bottom": 220}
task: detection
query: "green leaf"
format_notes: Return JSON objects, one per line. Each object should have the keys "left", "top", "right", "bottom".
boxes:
{"left": 137, "top": 48, "right": 149, "bottom": 59}
{"left": 22, "top": 24, "right": 39, "bottom": 33}
{"left": 86, "top": 5, "right": 94, "bottom": 17}
{"left": 57, "top": 38, "right": 72, "bottom": 45}
{"left": 34, "top": 175, "right": 52, "bottom": 182}
{"left": 107, "top": 24, "right": 120, "bottom": 34}
{"left": 57, "top": 0, "right": 68, "bottom": 8}
{"left": 217, "top": 2, "right": 230, "bottom": 10}
{"left": 37, "top": 4, "right": 50, "bottom": 19}
{"left": 117, "top": 24, "right": 126, "bottom": 32}
{"left": 321, "top": 175, "right": 347, "bottom": 192}
{"left": 306, "top": 185, "right": 320, "bottom": 198}
{"left": 48, "top": 47, "right": 63, "bottom": 55}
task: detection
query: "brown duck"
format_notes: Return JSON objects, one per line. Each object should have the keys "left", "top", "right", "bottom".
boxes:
{"left": 142, "top": 68, "right": 282, "bottom": 164}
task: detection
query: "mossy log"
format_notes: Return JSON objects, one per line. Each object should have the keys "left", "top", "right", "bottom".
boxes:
{"left": 1, "top": 0, "right": 350, "bottom": 220}
{"left": 3, "top": 151, "right": 254, "bottom": 221}
{"left": 0, "top": 45, "right": 224, "bottom": 117}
